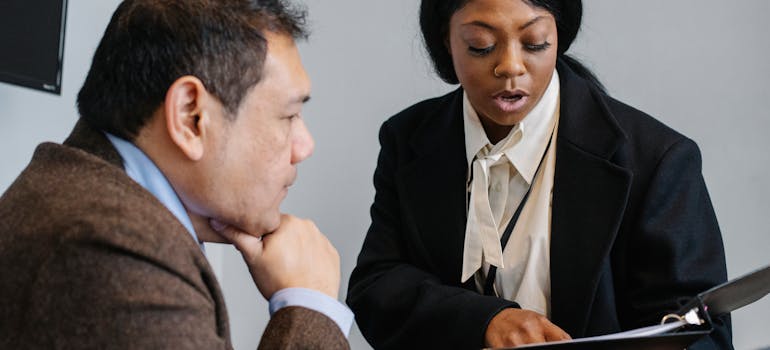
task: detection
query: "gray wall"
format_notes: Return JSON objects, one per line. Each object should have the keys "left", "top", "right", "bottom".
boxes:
{"left": 1, "top": 1, "right": 767, "bottom": 349}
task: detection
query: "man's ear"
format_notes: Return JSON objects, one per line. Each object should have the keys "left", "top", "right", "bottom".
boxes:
{"left": 164, "top": 76, "right": 211, "bottom": 161}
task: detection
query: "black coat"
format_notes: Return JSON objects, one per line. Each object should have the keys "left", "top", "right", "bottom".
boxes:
{"left": 347, "top": 60, "right": 732, "bottom": 349}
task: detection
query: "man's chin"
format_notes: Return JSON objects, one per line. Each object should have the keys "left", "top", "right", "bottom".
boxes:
{"left": 262, "top": 216, "right": 282, "bottom": 235}
{"left": 227, "top": 214, "right": 280, "bottom": 239}
{"left": 186, "top": 208, "right": 280, "bottom": 243}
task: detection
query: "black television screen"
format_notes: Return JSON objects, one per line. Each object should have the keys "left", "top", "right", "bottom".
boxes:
{"left": 0, "top": 0, "right": 68, "bottom": 95}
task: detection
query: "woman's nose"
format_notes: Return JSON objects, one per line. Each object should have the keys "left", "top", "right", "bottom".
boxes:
{"left": 494, "top": 46, "right": 526, "bottom": 78}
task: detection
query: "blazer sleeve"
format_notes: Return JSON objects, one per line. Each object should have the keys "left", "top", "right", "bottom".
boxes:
{"left": 259, "top": 307, "right": 349, "bottom": 350}
{"left": 347, "top": 120, "right": 517, "bottom": 350}
{"left": 622, "top": 137, "right": 732, "bottom": 349}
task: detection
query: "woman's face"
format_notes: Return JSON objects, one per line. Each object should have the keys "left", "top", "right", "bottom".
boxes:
{"left": 448, "top": 0, "right": 558, "bottom": 139}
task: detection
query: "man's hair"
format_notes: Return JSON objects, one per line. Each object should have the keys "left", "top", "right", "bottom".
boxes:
{"left": 77, "top": 0, "right": 308, "bottom": 140}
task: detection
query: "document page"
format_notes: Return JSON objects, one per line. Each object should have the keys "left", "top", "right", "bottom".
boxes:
{"left": 510, "top": 319, "right": 687, "bottom": 348}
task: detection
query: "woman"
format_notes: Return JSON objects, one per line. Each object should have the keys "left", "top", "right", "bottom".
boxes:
{"left": 347, "top": 0, "right": 731, "bottom": 349}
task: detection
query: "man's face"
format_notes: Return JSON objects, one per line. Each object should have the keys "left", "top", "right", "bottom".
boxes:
{"left": 182, "top": 31, "right": 313, "bottom": 236}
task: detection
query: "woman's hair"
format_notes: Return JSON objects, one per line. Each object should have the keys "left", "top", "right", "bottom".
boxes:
{"left": 420, "top": 0, "right": 604, "bottom": 91}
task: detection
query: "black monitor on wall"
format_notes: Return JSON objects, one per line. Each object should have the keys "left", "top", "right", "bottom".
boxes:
{"left": 0, "top": 0, "right": 68, "bottom": 95}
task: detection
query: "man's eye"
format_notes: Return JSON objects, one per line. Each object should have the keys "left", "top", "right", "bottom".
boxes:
{"left": 468, "top": 45, "right": 495, "bottom": 56}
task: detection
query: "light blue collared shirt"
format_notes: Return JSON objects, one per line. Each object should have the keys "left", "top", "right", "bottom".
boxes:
{"left": 105, "top": 133, "right": 353, "bottom": 337}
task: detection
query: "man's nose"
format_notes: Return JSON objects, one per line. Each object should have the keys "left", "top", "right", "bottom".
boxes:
{"left": 291, "top": 117, "right": 314, "bottom": 164}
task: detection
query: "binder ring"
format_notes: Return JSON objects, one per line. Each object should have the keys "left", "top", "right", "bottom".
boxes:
{"left": 660, "top": 313, "right": 684, "bottom": 325}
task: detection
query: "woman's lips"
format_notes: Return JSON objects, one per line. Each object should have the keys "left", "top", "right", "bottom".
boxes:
{"left": 492, "top": 90, "right": 529, "bottom": 113}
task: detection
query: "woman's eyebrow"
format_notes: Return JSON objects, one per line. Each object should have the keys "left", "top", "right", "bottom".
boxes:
{"left": 461, "top": 15, "right": 546, "bottom": 32}
{"left": 461, "top": 20, "right": 496, "bottom": 31}
{"left": 519, "top": 15, "right": 545, "bottom": 30}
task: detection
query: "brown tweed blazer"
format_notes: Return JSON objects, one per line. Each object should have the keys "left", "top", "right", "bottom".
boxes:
{"left": 0, "top": 120, "right": 349, "bottom": 349}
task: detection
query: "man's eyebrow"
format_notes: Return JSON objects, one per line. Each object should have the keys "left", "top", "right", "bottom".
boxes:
{"left": 294, "top": 95, "right": 311, "bottom": 104}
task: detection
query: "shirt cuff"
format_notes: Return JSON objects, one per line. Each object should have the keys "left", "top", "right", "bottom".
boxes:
{"left": 268, "top": 288, "right": 354, "bottom": 337}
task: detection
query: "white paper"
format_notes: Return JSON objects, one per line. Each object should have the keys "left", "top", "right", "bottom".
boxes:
{"left": 503, "top": 319, "right": 688, "bottom": 349}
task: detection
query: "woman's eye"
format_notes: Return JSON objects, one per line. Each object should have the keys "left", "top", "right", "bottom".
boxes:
{"left": 524, "top": 41, "right": 552, "bottom": 52}
{"left": 468, "top": 45, "right": 495, "bottom": 56}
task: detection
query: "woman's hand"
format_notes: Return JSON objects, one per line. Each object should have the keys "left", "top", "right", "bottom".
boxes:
{"left": 485, "top": 308, "right": 571, "bottom": 348}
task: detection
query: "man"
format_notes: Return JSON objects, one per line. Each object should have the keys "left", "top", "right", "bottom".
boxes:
{"left": 0, "top": 0, "right": 352, "bottom": 348}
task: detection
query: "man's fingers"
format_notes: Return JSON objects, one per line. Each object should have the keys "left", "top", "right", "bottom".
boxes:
{"left": 209, "top": 219, "right": 264, "bottom": 258}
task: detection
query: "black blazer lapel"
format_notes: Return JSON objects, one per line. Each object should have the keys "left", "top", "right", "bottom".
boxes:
{"left": 549, "top": 61, "right": 633, "bottom": 337}
{"left": 397, "top": 89, "right": 471, "bottom": 286}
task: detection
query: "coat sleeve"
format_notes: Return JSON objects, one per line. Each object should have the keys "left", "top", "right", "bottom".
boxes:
{"left": 622, "top": 137, "right": 732, "bottom": 349}
{"left": 347, "top": 120, "right": 517, "bottom": 350}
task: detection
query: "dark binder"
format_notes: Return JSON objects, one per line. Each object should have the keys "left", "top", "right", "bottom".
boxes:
{"left": 490, "top": 264, "right": 770, "bottom": 350}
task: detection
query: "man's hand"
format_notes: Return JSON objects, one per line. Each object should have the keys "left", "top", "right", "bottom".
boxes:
{"left": 211, "top": 214, "right": 340, "bottom": 300}
{"left": 485, "top": 308, "right": 571, "bottom": 348}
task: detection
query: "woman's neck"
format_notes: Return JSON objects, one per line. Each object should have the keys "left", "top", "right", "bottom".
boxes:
{"left": 479, "top": 116, "right": 515, "bottom": 145}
